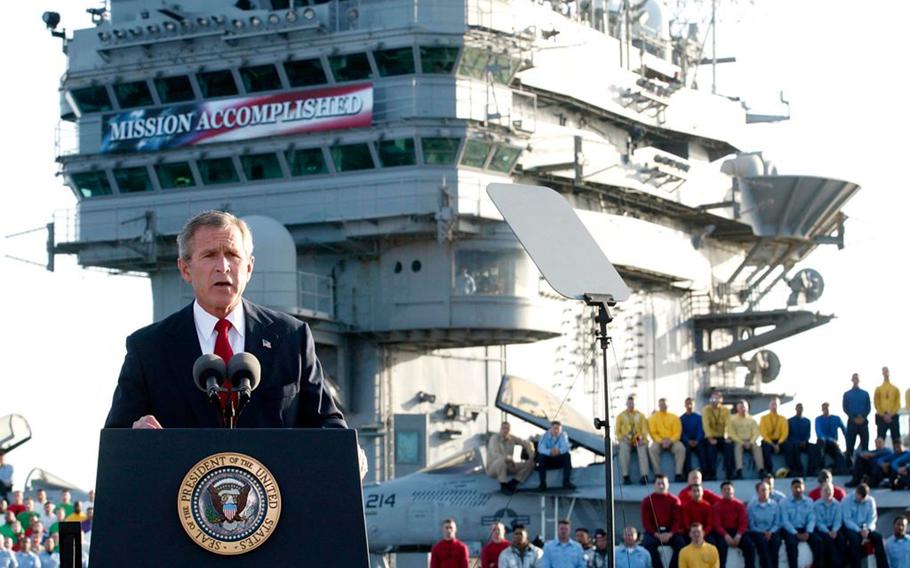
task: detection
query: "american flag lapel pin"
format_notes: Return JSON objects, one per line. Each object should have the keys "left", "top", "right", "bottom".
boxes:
{"left": 262, "top": 339, "right": 272, "bottom": 349}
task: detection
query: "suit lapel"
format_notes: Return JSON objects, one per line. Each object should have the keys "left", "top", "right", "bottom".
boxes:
{"left": 165, "top": 303, "right": 218, "bottom": 427}
{"left": 243, "top": 300, "right": 278, "bottom": 387}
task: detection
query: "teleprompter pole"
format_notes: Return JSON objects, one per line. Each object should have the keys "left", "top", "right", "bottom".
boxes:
{"left": 585, "top": 294, "right": 615, "bottom": 563}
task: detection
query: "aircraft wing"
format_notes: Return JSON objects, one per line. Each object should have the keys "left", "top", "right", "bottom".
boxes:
{"left": 496, "top": 374, "right": 605, "bottom": 456}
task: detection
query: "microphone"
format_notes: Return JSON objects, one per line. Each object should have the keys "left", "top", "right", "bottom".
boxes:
{"left": 193, "top": 354, "right": 227, "bottom": 405}
{"left": 227, "top": 352, "right": 261, "bottom": 416}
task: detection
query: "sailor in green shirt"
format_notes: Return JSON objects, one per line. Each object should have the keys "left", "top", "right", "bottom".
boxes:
{"left": 701, "top": 391, "right": 732, "bottom": 480}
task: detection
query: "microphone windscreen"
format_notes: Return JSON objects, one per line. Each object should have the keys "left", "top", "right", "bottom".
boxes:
{"left": 227, "top": 352, "right": 261, "bottom": 390}
{"left": 193, "top": 354, "right": 226, "bottom": 392}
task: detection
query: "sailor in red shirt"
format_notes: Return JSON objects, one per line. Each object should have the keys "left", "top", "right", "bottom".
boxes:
{"left": 480, "top": 521, "right": 510, "bottom": 568}
{"left": 711, "top": 480, "right": 755, "bottom": 568}
{"left": 430, "top": 518, "right": 470, "bottom": 568}
{"left": 641, "top": 473, "right": 686, "bottom": 568}
{"left": 807, "top": 469, "right": 846, "bottom": 501}
{"left": 681, "top": 483, "right": 715, "bottom": 540}
{"left": 678, "top": 469, "right": 721, "bottom": 505}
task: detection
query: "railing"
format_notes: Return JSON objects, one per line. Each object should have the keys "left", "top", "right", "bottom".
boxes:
{"left": 298, "top": 271, "right": 334, "bottom": 318}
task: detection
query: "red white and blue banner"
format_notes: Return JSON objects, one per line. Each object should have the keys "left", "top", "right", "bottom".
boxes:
{"left": 101, "top": 83, "right": 372, "bottom": 153}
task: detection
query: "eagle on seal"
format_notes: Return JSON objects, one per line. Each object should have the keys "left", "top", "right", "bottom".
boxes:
{"left": 207, "top": 484, "right": 251, "bottom": 523}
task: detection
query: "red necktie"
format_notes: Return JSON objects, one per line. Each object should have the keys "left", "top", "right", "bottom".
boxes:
{"left": 214, "top": 319, "right": 236, "bottom": 426}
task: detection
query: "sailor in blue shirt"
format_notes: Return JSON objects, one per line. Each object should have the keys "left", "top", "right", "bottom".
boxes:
{"left": 746, "top": 480, "right": 782, "bottom": 568}
{"left": 815, "top": 402, "right": 848, "bottom": 473}
{"left": 785, "top": 403, "right": 813, "bottom": 476}
{"left": 868, "top": 440, "right": 908, "bottom": 488}
{"left": 843, "top": 373, "right": 872, "bottom": 461}
{"left": 779, "top": 478, "right": 821, "bottom": 568}
{"left": 536, "top": 421, "right": 574, "bottom": 490}
{"left": 813, "top": 483, "right": 845, "bottom": 567}
{"left": 680, "top": 397, "right": 707, "bottom": 476}
{"left": 847, "top": 437, "right": 892, "bottom": 487}
{"left": 540, "top": 519, "right": 586, "bottom": 568}
{"left": 614, "top": 526, "right": 651, "bottom": 568}
{"left": 886, "top": 515, "right": 910, "bottom": 568}
{"left": 841, "top": 483, "right": 888, "bottom": 568}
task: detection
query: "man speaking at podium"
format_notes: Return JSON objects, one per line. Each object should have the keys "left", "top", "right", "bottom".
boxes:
{"left": 104, "top": 210, "right": 347, "bottom": 431}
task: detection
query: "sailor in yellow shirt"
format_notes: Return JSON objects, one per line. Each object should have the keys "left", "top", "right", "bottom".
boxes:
{"left": 701, "top": 391, "right": 732, "bottom": 480}
{"left": 759, "top": 396, "right": 788, "bottom": 475}
{"left": 648, "top": 398, "right": 686, "bottom": 482}
{"left": 679, "top": 522, "right": 720, "bottom": 568}
{"left": 616, "top": 395, "right": 650, "bottom": 485}
{"left": 874, "top": 366, "right": 901, "bottom": 442}
{"left": 728, "top": 400, "right": 764, "bottom": 478}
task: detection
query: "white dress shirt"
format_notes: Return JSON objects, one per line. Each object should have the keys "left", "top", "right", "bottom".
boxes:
{"left": 192, "top": 301, "right": 246, "bottom": 357}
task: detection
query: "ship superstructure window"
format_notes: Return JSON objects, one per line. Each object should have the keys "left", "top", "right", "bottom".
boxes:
{"left": 113, "top": 81, "right": 154, "bottom": 109}
{"left": 284, "top": 58, "right": 328, "bottom": 87}
{"left": 239, "top": 64, "right": 283, "bottom": 93}
{"left": 70, "top": 86, "right": 113, "bottom": 114}
{"left": 240, "top": 153, "right": 283, "bottom": 181}
{"left": 328, "top": 53, "right": 373, "bottom": 82}
{"left": 70, "top": 171, "right": 112, "bottom": 198}
{"left": 286, "top": 148, "right": 328, "bottom": 176}
{"left": 421, "top": 137, "right": 461, "bottom": 165}
{"left": 454, "top": 249, "right": 536, "bottom": 297}
{"left": 154, "top": 75, "right": 195, "bottom": 103}
{"left": 488, "top": 145, "right": 522, "bottom": 173}
{"left": 113, "top": 166, "right": 154, "bottom": 193}
{"left": 373, "top": 47, "right": 415, "bottom": 77}
{"left": 419, "top": 46, "right": 460, "bottom": 74}
{"left": 458, "top": 46, "right": 490, "bottom": 80}
{"left": 198, "top": 157, "right": 239, "bottom": 185}
{"left": 197, "top": 70, "right": 239, "bottom": 98}
{"left": 377, "top": 138, "right": 416, "bottom": 167}
{"left": 154, "top": 162, "right": 195, "bottom": 189}
{"left": 330, "top": 143, "right": 374, "bottom": 172}
{"left": 460, "top": 139, "right": 492, "bottom": 168}
{"left": 487, "top": 53, "right": 518, "bottom": 84}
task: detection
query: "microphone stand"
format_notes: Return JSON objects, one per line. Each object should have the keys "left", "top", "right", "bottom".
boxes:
{"left": 585, "top": 293, "right": 616, "bottom": 563}
{"left": 223, "top": 380, "right": 236, "bottom": 430}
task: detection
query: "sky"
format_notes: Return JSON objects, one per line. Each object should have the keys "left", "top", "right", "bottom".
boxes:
{"left": 1, "top": 0, "right": 908, "bottom": 491}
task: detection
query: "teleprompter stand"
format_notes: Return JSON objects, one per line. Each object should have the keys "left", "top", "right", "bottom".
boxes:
{"left": 89, "top": 428, "right": 368, "bottom": 567}
{"left": 586, "top": 294, "right": 617, "bottom": 563}
{"left": 487, "top": 182, "right": 631, "bottom": 563}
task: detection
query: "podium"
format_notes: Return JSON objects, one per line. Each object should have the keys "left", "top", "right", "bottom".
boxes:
{"left": 90, "top": 429, "right": 369, "bottom": 567}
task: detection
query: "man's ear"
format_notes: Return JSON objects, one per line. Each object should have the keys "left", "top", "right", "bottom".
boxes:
{"left": 178, "top": 257, "right": 192, "bottom": 283}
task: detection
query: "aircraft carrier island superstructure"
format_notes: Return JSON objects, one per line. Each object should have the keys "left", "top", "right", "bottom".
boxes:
{"left": 48, "top": 0, "right": 859, "bottom": 562}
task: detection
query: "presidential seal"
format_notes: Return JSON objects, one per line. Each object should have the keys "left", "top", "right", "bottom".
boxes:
{"left": 177, "top": 452, "right": 281, "bottom": 555}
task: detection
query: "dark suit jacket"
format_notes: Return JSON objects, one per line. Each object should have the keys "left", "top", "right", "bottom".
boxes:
{"left": 105, "top": 300, "right": 347, "bottom": 429}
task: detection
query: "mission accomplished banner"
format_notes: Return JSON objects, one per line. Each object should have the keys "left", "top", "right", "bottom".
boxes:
{"left": 100, "top": 83, "right": 373, "bottom": 153}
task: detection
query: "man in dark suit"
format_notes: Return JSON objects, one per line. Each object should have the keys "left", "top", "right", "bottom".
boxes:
{"left": 104, "top": 210, "right": 346, "bottom": 431}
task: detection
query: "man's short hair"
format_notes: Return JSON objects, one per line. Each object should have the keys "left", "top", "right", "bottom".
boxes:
{"left": 689, "top": 522, "right": 703, "bottom": 530}
{"left": 720, "top": 480, "right": 733, "bottom": 489}
{"left": 817, "top": 469, "right": 832, "bottom": 482}
{"left": 791, "top": 478, "right": 804, "bottom": 487}
{"left": 594, "top": 528, "right": 607, "bottom": 538}
{"left": 557, "top": 519, "right": 571, "bottom": 526}
{"left": 177, "top": 210, "right": 253, "bottom": 260}
{"left": 575, "top": 527, "right": 589, "bottom": 535}
{"left": 761, "top": 472, "right": 774, "bottom": 481}
{"left": 856, "top": 483, "right": 869, "bottom": 498}
{"left": 442, "top": 518, "right": 456, "bottom": 526}
{"left": 513, "top": 524, "right": 527, "bottom": 534}
{"left": 895, "top": 515, "right": 908, "bottom": 525}
{"left": 654, "top": 473, "right": 668, "bottom": 482}
{"left": 755, "top": 481, "right": 767, "bottom": 490}
{"left": 624, "top": 526, "right": 638, "bottom": 537}
{"left": 550, "top": 420, "right": 562, "bottom": 427}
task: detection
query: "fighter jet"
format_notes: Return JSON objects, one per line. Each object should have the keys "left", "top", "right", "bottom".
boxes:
{"left": 364, "top": 375, "right": 611, "bottom": 552}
